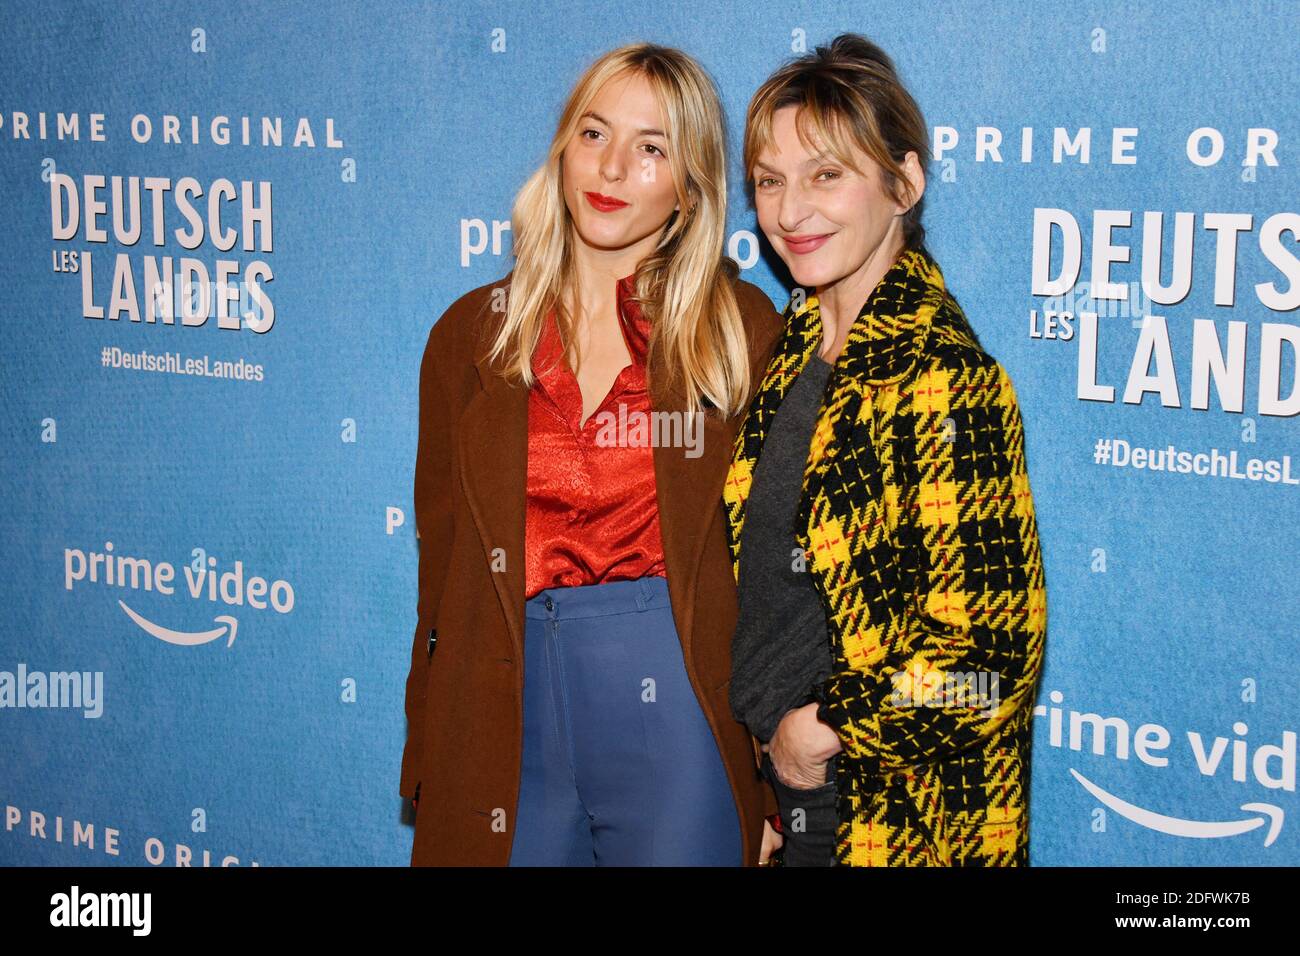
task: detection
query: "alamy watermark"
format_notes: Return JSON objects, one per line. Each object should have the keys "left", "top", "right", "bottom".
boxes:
{"left": 887, "top": 664, "right": 1001, "bottom": 717}
{"left": 0, "top": 664, "right": 103, "bottom": 718}
{"left": 592, "top": 403, "right": 704, "bottom": 459}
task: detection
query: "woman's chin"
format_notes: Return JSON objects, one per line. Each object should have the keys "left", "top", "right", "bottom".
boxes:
{"left": 785, "top": 264, "right": 830, "bottom": 290}
{"left": 573, "top": 223, "right": 647, "bottom": 253}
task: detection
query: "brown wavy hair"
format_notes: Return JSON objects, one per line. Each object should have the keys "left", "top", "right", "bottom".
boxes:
{"left": 743, "top": 33, "right": 930, "bottom": 251}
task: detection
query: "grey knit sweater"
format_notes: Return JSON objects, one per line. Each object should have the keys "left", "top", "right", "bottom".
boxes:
{"left": 730, "top": 354, "right": 834, "bottom": 743}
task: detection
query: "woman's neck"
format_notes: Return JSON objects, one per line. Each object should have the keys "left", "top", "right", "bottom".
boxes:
{"left": 815, "top": 235, "right": 905, "bottom": 362}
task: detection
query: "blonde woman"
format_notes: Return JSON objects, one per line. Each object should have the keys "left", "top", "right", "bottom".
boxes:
{"left": 725, "top": 34, "right": 1047, "bottom": 866}
{"left": 400, "top": 43, "right": 784, "bottom": 866}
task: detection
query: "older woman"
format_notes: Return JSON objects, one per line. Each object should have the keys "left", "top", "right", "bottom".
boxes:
{"left": 725, "top": 33, "right": 1047, "bottom": 866}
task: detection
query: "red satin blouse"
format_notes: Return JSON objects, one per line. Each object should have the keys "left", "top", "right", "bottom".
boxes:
{"left": 524, "top": 274, "right": 667, "bottom": 599}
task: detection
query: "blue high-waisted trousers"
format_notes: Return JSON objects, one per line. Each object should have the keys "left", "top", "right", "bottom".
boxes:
{"left": 507, "top": 576, "right": 743, "bottom": 866}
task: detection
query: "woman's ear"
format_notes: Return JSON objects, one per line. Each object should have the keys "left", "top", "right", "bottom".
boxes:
{"left": 898, "top": 149, "right": 926, "bottom": 213}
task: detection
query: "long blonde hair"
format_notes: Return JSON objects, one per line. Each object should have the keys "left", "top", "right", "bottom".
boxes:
{"left": 486, "top": 43, "right": 750, "bottom": 416}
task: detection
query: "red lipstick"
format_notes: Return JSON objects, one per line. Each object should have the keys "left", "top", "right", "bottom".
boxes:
{"left": 585, "top": 191, "right": 629, "bottom": 212}
{"left": 783, "top": 233, "right": 832, "bottom": 255}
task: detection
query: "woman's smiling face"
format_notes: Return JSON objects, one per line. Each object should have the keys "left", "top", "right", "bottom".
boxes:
{"left": 753, "top": 105, "right": 918, "bottom": 289}
{"left": 562, "top": 70, "right": 680, "bottom": 256}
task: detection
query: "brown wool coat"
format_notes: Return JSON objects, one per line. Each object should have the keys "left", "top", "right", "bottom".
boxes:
{"left": 400, "top": 271, "right": 784, "bottom": 865}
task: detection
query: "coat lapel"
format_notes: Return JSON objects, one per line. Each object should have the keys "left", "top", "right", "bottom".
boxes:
{"left": 721, "top": 288, "right": 821, "bottom": 574}
{"left": 646, "top": 352, "right": 730, "bottom": 667}
{"left": 457, "top": 280, "right": 731, "bottom": 668}
{"left": 458, "top": 359, "right": 529, "bottom": 660}
{"left": 724, "top": 248, "right": 949, "bottom": 573}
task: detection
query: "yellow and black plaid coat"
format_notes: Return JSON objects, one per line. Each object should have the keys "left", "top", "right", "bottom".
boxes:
{"left": 724, "top": 247, "right": 1047, "bottom": 866}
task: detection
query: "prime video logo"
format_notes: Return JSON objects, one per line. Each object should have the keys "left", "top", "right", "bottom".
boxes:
{"left": 64, "top": 542, "right": 296, "bottom": 648}
{"left": 0, "top": 664, "right": 102, "bottom": 718}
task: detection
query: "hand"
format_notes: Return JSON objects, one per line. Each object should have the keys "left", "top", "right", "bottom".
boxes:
{"left": 764, "top": 701, "right": 842, "bottom": 789}
{"left": 759, "top": 818, "right": 783, "bottom": 865}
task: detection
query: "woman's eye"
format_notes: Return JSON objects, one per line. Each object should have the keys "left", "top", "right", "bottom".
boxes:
{"left": 641, "top": 143, "right": 664, "bottom": 157}
{"left": 756, "top": 177, "right": 779, "bottom": 189}
{"left": 816, "top": 169, "right": 841, "bottom": 182}
{"left": 581, "top": 129, "right": 603, "bottom": 141}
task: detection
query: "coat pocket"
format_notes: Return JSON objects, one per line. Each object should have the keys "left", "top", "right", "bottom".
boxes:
{"left": 892, "top": 765, "right": 951, "bottom": 866}
{"left": 976, "top": 802, "right": 1027, "bottom": 865}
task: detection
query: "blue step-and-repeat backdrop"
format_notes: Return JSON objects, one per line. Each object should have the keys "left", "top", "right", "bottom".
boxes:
{"left": 1, "top": 0, "right": 1296, "bottom": 866}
